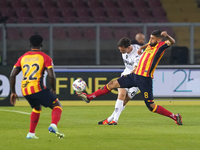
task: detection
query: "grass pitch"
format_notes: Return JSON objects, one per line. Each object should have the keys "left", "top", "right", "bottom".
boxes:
{"left": 0, "top": 104, "right": 200, "bottom": 150}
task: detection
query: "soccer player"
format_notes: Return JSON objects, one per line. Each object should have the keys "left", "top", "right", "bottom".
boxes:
{"left": 77, "top": 30, "right": 183, "bottom": 125}
{"left": 98, "top": 35, "right": 145, "bottom": 125}
{"left": 10, "top": 35, "right": 65, "bottom": 139}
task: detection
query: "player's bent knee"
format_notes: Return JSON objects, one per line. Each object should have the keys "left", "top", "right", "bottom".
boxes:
{"left": 108, "top": 80, "right": 120, "bottom": 89}
{"left": 145, "top": 101, "right": 154, "bottom": 112}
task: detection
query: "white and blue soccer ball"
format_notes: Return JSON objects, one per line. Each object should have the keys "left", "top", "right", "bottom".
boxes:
{"left": 72, "top": 78, "right": 86, "bottom": 92}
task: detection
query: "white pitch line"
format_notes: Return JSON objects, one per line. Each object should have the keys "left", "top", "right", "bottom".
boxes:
{"left": 0, "top": 109, "right": 31, "bottom": 115}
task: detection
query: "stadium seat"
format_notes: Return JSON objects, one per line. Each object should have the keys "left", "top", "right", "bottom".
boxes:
{"left": 61, "top": 8, "right": 76, "bottom": 17}
{"left": 102, "top": 0, "right": 117, "bottom": 8}
{"left": 53, "top": 28, "right": 67, "bottom": 39}
{"left": 15, "top": 8, "right": 30, "bottom": 18}
{"left": 67, "top": 27, "right": 83, "bottom": 40}
{"left": 155, "top": 17, "right": 169, "bottom": 23}
{"left": 140, "top": 17, "right": 154, "bottom": 23}
{"left": 93, "top": 16, "right": 108, "bottom": 23}
{"left": 42, "top": 0, "right": 56, "bottom": 8}
{"left": 83, "top": 27, "right": 96, "bottom": 40}
{"left": 72, "top": 0, "right": 87, "bottom": 9}
{"left": 147, "top": 0, "right": 162, "bottom": 8}
{"left": 108, "top": 16, "right": 124, "bottom": 23}
{"left": 87, "top": 0, "right": 102, "bottom": 8}
{"left": 132, "top": 0, "right": 147, "bottom": 7}
{"left": 1, "top": 8, "right": 17, "bottom": 23}
{"left": 26, "top": 0, "right": 41, "bottom": 8}
{"left": 78, "top": 17, "right": 92, "bottom": 23}
{"left": 0, "top": 0, "right": 8, "bottom": 8}
{"left": 76, "top": 8, "right": 93, "bottom": 22}
{"left": 7, "top": 28, "right": 21, "bottom": 40}
{"left": 100, "top": 27, "right": 114, "bottom": 40}
{"left": 151, "top": 7, "right": 166, "bottom": 18}
{"left": 136, "top": 8, "right": 152, "bottom": 20}
{"left": 76, "top": 8, "right": 92, "bottom": 18}
{"left": 11, "top": 0, "right": 25, "bottom": 8}
{"left": 63, "top": 17, "right": 77, "bottom": 23}
{"left": 106, "top": 8, "right": 122, "bottom": 18}
{"left": 33, "top": 17, "right": 47, "bottom": 23}
{"left": 121, "top": 7, "right": 137, "bottom": 18}
{"left": 91, "top": 8, "right": 107, "bottom": 22}
{"left": 45, "top": 8, "right": 62, "bottom": 23}
{"left": 48, "top": 17, "right": 62, "bottom": 23}
{"left": 124, "top": 17, "right": 138, "bottom": 23}
{"left": 18, "top": 18, "right": 32, "bottom": 23}
{"left": 31, "top": 8, "right": 47, "bottom": 18}
{"left": 118, "top": 0, "right": 133, "bottom": 8}
{"left": 57, "top": 0, "right": 72, "bottom": 8}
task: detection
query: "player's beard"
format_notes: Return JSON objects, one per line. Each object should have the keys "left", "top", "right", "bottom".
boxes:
{"left": 150, "top": 42, "right": 157, "bottom": 47}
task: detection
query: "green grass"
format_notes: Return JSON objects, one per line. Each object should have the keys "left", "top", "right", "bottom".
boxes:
{"left": 0, "top": 105, "right": 199, "bottom": 150}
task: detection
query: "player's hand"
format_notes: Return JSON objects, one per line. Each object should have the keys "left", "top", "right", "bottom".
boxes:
{"left": 10, "top": 93, "right": 19, "bottom": 105}
{"left": 51, "top": 89, "right": 56, "bottom": 95}
{"left": 137, "top": 48, "right": 143, "bottom": 55}
{"left": 161, "top": 31, "right": 168, "bottom": 37}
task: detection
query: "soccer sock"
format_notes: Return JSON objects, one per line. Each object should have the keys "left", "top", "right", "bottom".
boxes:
{"left": 51, "top": 106, "right": 62, "bottom": 125}
{"left": 87, "top": 85, "right": 111, "bottom": 100}
{"left": 29, "top": 108, "right": 41, "bottom": 133}
{"left": 153, "top": 105, "right": 176, "bottom": 120}
{"left": 107, "top": 110, "right": 115, "bottom": 122}
{"left": 113, "top": 99, "right": 124, "bottom": 122}
{"left": 107, "top": 102, "right": 126, "bottom": 122}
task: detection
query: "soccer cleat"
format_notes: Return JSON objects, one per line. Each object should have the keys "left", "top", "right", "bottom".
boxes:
{"left": 175, "top": 113, "right": 183, "bottom": 125}
{"left": 108, "top": 121, "right": 117, "bottom": 125}
{"left": 48, "top": 125, "right": 65, "bottom": 139}
{"left": 76, "top": 92, "right": 90, "bottom": 103}
{"left": 98, "top": 119, "right": 109, "bottom": 125}
{"left": 26, "top": 133, "right": 39, "bottom": 139}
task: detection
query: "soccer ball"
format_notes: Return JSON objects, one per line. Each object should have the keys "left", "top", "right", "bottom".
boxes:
{"left": 72, "top": 78, "right": 86, "bottom": 92}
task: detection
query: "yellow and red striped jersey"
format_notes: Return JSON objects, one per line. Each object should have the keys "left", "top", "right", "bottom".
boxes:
{"left": 14, "top": 49, "right": 53, "bottom": 96}
{"left": 135, "top": 41, "right": 169, "bottom": 78}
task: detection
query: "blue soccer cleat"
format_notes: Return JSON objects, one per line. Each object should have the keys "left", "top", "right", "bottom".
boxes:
{"left": 48, "top": 125, "right": 65, "bottom": 139}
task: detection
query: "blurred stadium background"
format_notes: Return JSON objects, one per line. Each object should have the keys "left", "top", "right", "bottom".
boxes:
{"left": 0, "top": 0, "right": 200, "bottom": 66}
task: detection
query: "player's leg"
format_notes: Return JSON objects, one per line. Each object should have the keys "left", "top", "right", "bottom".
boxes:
{"left": 25, "top": 96, "right": 41, "bottom": 139}
{"left": 98, "top": 88, "right": 127, "bottom": 125}
{"left": 49, "top": 98, "right": 62, "bottom": 126}
{"left": 48, "top": 99, "right": 65, "bottom": 138}
{"left": 108, "top": 87, "right": 139, "bottom": 125}
{"left": 77, "top": 74, "right": 136, "bottom": 103}
{"left": 108, "top": 88, "right": 128, "bottom": 125}
{"left": 138, "top": 77, "right": 183, "bottom": 125}
{"left": 32, "top": 89, "right": 65, "bottom": 138}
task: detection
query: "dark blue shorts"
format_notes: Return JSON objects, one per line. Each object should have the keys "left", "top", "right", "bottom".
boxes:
{"left": 24, "top": 89, "right": 57, "bottom": 108}
{"left": 117, "top": 73, "right": 153, "bottom": 101}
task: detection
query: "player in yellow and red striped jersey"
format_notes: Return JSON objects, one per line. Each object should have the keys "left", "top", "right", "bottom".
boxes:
{"left": 10, "top": 35, "right": 65, "bottom": 139}
{"left": 77, "top": 30, "right": 183, "bottom": 126}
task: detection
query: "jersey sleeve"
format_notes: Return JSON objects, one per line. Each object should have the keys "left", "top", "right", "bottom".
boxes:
{"left": 14, "top": 56, "right": 22, "bottom": 68}
{"left": 44, "top": 55, "right": 53, "bottom": 69}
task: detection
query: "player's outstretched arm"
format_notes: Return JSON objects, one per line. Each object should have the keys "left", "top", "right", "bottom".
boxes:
{"left": 9, "top": 68, "right": 20, "bottom": 105}
{"left": 161, "top": 31, "right": 176, "bottom": 46}
{"left": 137, "top": 43, "right": 148, "bottom": 55}
{"left": 46, "top": 68, "right": 56, "bottom": 95}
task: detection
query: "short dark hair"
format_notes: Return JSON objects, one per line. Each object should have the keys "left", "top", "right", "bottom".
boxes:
{"left": 29, "top": 35, "right": 43, "bottom": 47}
{"left": 151, "top": 30, "right": 162, "bottom": 38}
{"left": 117, "top": 37, "right": 131, "bottom": 48}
